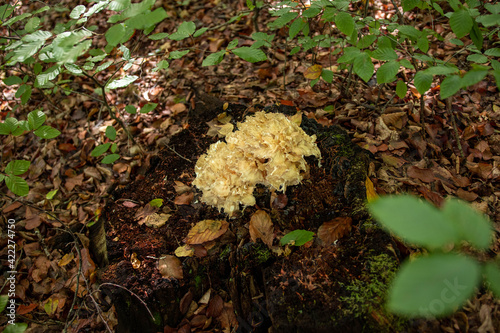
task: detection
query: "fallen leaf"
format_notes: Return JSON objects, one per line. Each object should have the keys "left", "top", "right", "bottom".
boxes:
{"left": 175, "top": 244, "right": 195, "bottom": 257}
{"left": 64, "top": 173, "right": 84, "bottom": 191}
{"left": 381, "top": 112, "right": 407, "bottom": 130}
{"left": 122, "top": 201, "right": 139, "bottom": 208}
{"left": 318, "top": 217, "right": 352, "bottom": 245}
{"left": 44, "top": 297, "right": 59, "bottom": 316}
{"left": 126, "top": 252, "right": 139, "bottom": 271}
{"left": 141, "top": 213, "right": 171, "bottom": 228}
{"left": 304, "top": 64, "right": 322, "bottom": 79}
{"left": 180, "top": 290, "right": 193, "bottom": 314}
{"left": 174, "top": 192, "right": 194, "bottom": 205}
{"left": 173, "top": 181, "right": 191, "bottom": 194}
{"left": 184, "top": 220, "right": 229, "bottom": 245}
{"left": 365, "top": 177, "right": 378, "bottom": 202}
{"left": 17, "top": 303, "right": 38, "bottom": 315}
{"left": 456, "top": 188, "right": 478, "bottom": 202}
{"left": 407, "top": 166, "right": 435, "bottom": 183}
{"left": 58, "top": 253, "right": 75, "bottom": 267}
{"left": 249, "top": 210, "right": 274, "bottom": 248}
{"left": 158, "top": 255, "right": 183, "bottom": 279}
{"left": 206, "top": 294, "right": 224, "bottom": 318}
{"left": 381, "top": 154, "right": 406, "bottom": 168}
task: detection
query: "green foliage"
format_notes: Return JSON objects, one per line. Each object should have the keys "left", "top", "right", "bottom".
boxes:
{"left": 1, "top": 0, "right": 171, "bottom": 197}
{"left": 280, "top": 229, "right": 314, "bottom": 246}
{"left": 369, "top": 195, "right": 497, "bottom": 318}
{"left": 149, "top": 198, "right": 164, "bottom": 207}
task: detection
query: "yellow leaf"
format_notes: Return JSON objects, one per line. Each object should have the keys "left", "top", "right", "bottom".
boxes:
{"left": 131, "top": 252, "right": 141, "bottom": 269}
{"left": 58, "top": 253, "right": 74, "bottom": 267}
{"left": 304, "top": 64, "right": 322, "bottom": 80}
{"left": 175, "top": 244, "right": 195, "bottom": 257}
{"left": 365, "top": 177, "right": 378, "bottom": 202}
{"left": 44, "top": 298, "right": 59, "bottom": 316}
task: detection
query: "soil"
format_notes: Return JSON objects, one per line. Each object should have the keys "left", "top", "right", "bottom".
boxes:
{"left": 100, "top": 103, "right": 404, "bottom": 333}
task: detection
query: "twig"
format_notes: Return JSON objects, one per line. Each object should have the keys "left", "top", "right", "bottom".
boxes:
{"left": 446, "top": 97, "right": 465, "bottom": 158}
{"left": 99, "top": 282, "right": 155, "bottom": 320}
{"left": 167, "top": 145, "right": 193, "bottom": 163}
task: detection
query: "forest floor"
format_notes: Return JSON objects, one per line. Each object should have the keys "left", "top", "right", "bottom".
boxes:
{"left": 1, "top": 0, "right": 499, "bottom": 332}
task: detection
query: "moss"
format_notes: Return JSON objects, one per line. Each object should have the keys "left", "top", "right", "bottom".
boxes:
{"left": 339, "top": 253, "right": 406, "bottom": 332}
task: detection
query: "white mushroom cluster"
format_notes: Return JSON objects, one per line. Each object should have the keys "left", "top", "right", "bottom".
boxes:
{"left": 192, "top": 111, "right": 321, "bottom": 214}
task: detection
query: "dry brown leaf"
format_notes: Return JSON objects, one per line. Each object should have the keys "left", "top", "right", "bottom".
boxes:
{"left": 171, "top": 103, "right": 187, "bottom": 115}
{"left": 249, "top": 210, "right": 274, "bottom": 248}
{"left": 141, "top": 213, "right": 171, "bottom": 228}
{"left": 206, "top": 294, "right": 224, "bottom": 318}
{"left": 173, "top": 181, "right": 191, "bottom": 194}
{"left": 381, "top": 154, "right": 407, "bottom": 168}
{"left": 407, "top": 166, "right": 435, "bottom": 183}
{"left": 64, "top": 173, "right": 84, "bottom": 191}
{"left": 381, "top": 112, "right": 407, "bottom": 130}
{"left": 17, "top": 303, "right": 38, "bottom": 315}
{"left": 456, "top": 188, "right": 478, "bottom": 202}
{"left": 304, "top": 64, "right": 322, "bottom": 79}
{"left": 174, "top": 192, "right": 194, "bottom": 205}
{"left": 24, "top": 205, "right": 42, "bottom": 230}
{"left": 130, "top": 252, "right": 141, "bottom": 269}
{"left": 184, "top": 220, "right": 229, "bottom": 245}
{"left": 180, "top": 290, "right": 193, "bottom": 314}
{"left": 318, "top": 217, "right": 352, "bottom": 245}
{"left": 158, "top": 255, "right": 183, "bottom": 279}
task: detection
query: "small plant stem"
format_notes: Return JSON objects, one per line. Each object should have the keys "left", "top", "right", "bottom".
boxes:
{"left": 390, "top": 0, "right": 405, "bottom": 25}
{"left": 446, "top": 97, "right": 465, "bottom": 158}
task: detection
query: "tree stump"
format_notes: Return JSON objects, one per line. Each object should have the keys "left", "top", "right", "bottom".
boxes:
{"left": 100, "top": 104, "right": 405, "bottom": 332}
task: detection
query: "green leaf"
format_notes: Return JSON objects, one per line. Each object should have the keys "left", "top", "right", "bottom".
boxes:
{"left": 476, "top": 14, "right": 500, "bottom": 27}
{"left": 149, "top": 32, "right": 169, "bottom": 40}
{"left": 0, "top": 174, "right": 4, "bottom": 182}
{"left": 289, "top": 18, "right": 306, "bottom": 39}
{"left": 34, "top": 126, "right": 61, "bottom": 139}
{"left": 70, "top": 5, "right": 86, "bottom": 19}
{"left": 402, "top": 0, "right": 422, "bottom": 11}
{"left": 449, "top": 10, "right": 472, "bottom": 38}
{"left": 106, "top": 75, "right": 138, "bottom": 89}
{"left": 149, "top": 198, "right": 164, "bottom": 207}
{"left": 369, "top": 195, "right": 459, "bottom": 248}
{"left": 106, "top": 24, "right": 126, "bottom": 47}
{"left": 371, "top": 47, "right": 398, "bottom": 61}
{"left": 152, "top": 59, "right": 169, "bottom": 72}
{"left": 169, "top": 21, "right": 196, "bottom": 41}
{"left": 442, "top": 198, "right": 493, "bottom": 250}
{"left": 91, "top": 143, "right": 112, "bottom": 157}
{"left": 321, "top": 69, "right": 334, "bottom": 83}
{"left": 232, "top": 47, "right": 267, "bottom": 63}
{"left": 397, "top": 25, "right": 422, "bottom": 40}
{"left": 357, "top": 34, "right": 377, "bottom": 49}
{"left": 485, "top": 48, "right": 500, "bottom": 57}
{"left": 268, "top": 11, "right": 298, "bottom": 30}
{"left": 64, "top": 63, "right": 82, "bottom": 74}
{"left": 0, "top": 118, "right": 18, "bottom": 135}
{"left": 4, "top": 76, "right": 22, "bottom": 86}
{"left": 484, "top": 262, "right": 500, "bottom": 298}
{"left": 125, "top": 105, "right": 137, "bottom": 114}
{"left": 101, "top": 154, "right": 120, "bottom": 164}
{"left": 105, "top": 126, "right": 116, "bottom": 140}
{"left": 377, "top": 61, "right": 399, "bottom": 84}
{"left": 388, "top": 253, "right": 481, "bottom": 317}
{"left": 396, "top": 80, "right": 407, "bottom": 98}
{"left": 46, "top": 189, "right": 58, "bottom": 200}
{"left": 461, "top": 69, "right": 489, "bottom": 88}
{"left": 5, "top": 160, "right": 30, "bottom": 175}
{"left": 280, "top": 230, "right": 315, "bottom": 246}
{"left": 5, "top": 175, "right": 29, "bottom": 196}
{"left": 35, "top": 66, "right": 60, "bottom": 86}
{"left": 0, "top": 294, "right": 7, "bottom": 312}
{"left": 353, "top": 52, "right": 374, "bottom": 83}
{"left": 424, "top": 65, "right": 459, "bottom": 75}
{"left": 470, "top": 21, "right": 483, "bottom": 50}
{"left": 302, "top": 6, "right": 321, "bottom": 18}
{"left": 110, "top": 143, "right": 117, "bottom": 153}
{"left": 193, "top": 27, "right": 208, "bottom": 38}
{"left": 108, "top": 0, "right": 131, "bottom": 11}
{"left": 3, "top": 322, "right": 28, "bottom": 333}
{"left": 335, "top": 12, "right": 355, "bottom": 36}
{"left": 3, "top": 12, "right": 32, "bottom": 26}
{"left": 25, "top": 16, "right": 40, "bottom": 33}
{"left": 337, "top": 47, "right": 362, "bottom": 64}
{"left": 413, "top": 71, "right": 433, "bottom": 94}
{"left": 417, "top": 35, "right": 429, "bottom": 52}
{"left": 201, "top": 50, "right": 226, "bottom": 66}
{"left": 140, "top": 103, "right": 157, "bottom": 113}
{"left": 467, "top": 54, "right": 488, "bottom": 64}
{"left": 125, "top": 7, "right": 167, "bottom": 30}
{"left": 227, "top": 39, "right": 239, "bottom": 50}
{"left": 96, "top": 61, "right": 113, "bottom": 73}
{"left": 440, "top": 75, "right": 462, "bottom": 99}
{"left": 169, "top": 50, "right": 189, "bottom": 59}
